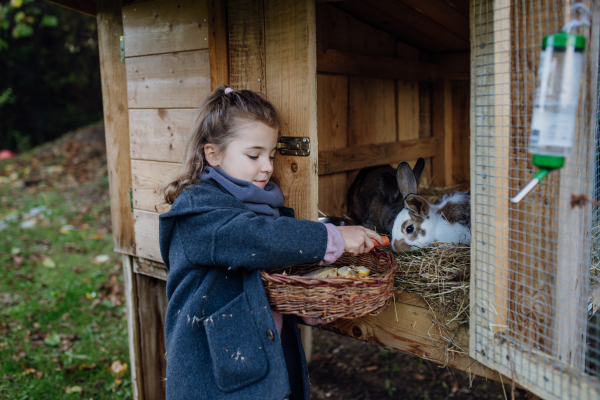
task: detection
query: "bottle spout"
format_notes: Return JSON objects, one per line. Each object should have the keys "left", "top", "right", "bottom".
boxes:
{"left": 510, "top": 169, "right": 550, "bottom": 203}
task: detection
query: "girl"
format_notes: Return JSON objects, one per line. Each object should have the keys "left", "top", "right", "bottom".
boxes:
{"left": 158, "top": 86, "right": 383, "bottom": 400}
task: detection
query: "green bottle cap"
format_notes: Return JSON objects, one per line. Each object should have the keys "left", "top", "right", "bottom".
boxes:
{"left": 532, "top": 154, "right": 565, "bottom": 169}
{"left": 542, "top": 32, "right": 586, "bottom": 50}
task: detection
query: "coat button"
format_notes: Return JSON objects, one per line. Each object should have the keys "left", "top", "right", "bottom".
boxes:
{"left": 266, "top": 329, "right": 274, "bottom": 341}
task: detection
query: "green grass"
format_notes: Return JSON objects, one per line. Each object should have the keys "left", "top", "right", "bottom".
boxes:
{"left": 0, "top": 151, "right": 132, "bottom": 399}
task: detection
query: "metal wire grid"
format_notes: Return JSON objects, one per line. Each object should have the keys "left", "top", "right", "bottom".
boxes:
{"left": 471, "top": 0, "right": 600, "bottom": 396}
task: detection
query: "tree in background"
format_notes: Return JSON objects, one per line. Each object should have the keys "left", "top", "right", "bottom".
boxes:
{"left": 0, "top": 0, "right": 103, "bottom": 151}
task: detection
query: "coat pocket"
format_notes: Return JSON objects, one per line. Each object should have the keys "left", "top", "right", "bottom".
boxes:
{"left": 204, "top": 292, "right": 270, "bottom": 392}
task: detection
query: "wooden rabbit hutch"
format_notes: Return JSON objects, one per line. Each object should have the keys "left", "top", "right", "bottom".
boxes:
{"left": 46, "top": 0, "right": 600, "bottom": 397}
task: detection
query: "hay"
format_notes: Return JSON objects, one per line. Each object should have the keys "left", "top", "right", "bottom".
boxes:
{"left": 390, "top": 244, "right": 471, "bottom": 357}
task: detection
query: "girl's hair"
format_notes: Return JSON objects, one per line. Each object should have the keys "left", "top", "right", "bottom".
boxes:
{"left": 158, "top": 86, "right": 280, "bottom": 206}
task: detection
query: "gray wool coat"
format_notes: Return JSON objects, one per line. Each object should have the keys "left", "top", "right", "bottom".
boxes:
{"left": 159, "top": 181, "right": 329, "bottom": 400}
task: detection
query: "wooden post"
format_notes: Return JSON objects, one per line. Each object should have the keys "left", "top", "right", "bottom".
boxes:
{"left": 208, "top": 0, "right": 229, "bottom": 90}
{"left": 122, "top": 255, "right": 144, "bottom": 399}
{"left": 97, "top": 0, "right": 136, "bottom": 256}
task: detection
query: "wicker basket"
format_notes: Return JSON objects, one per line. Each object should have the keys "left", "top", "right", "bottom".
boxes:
{"left": 261, "top": 248, "right": 398, "bottom": 323}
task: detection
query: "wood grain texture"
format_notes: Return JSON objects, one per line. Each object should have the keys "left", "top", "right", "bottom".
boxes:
{"left": 316, "top": 3, "right": 395, "bottom": 57}
{"left": 129, "top": 109, "right": 194, "bottom": 162}
{"left": 431, "top": 80, "right": 453, "bottom": 186}
{"left": 348, "top": 77, "right": 396, "bottom": 147}
{"left": 319, "top": 138, "right": 438, "bottom": 175}
{"left": 97, "top": 0, "right": 136, "bottom": 256}
{"left": 135, "top": 273, "right": 168, "bottom": 400}
{"left": 132, "top": 160, "right": 180, "bottom": 212}
{"left": 317, "top": 49, "right": 437, "bottom": 82}
{"left": 135, "top": 258, "right": 169, "bottom": 281}
{"left": 228, "top": 0, "right": 266, "bottom": 94}
{"left": 265, "top": 0, "right": 318, "bottom": 221}
{"left": 396, "top": 80, "right": 419, "bottom": 142}
{"left": 435, "top": 52, "right": 470, "bottom": 80}
{"left": 122, "top": 255, "right": 144, "bottom": 400}
{"left": 122, "top": 0, "right": 208, "bottom": 58}
{"left": 134, "top": 210, "right": 162, "bottom": 262}
{"left": 207, "top": 0, "right": 229, "bottom": 89}
{"left": 451, "top": 80, "right": 470, "bottom": 185}
{"left": 46, "top": 0, "right": 96, "bottom": 16}
{"left": 126, "top": 50, "right": 211, "bottom": 109}
{"left": 397, "top": 0, "right": 469, "bottom": 41}
{"left": 334, "top": 0, "right": 470, "bottom": 52}
{"left": 317, "top": 73, "right": 348, "bottom": 217}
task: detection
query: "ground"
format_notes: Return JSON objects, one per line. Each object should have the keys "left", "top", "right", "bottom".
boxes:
{"left": 0, "top": 124, "right": 526, "bottom": 399}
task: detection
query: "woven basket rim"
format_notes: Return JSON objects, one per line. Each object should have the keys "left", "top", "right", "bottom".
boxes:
{"left": 261, "top": 248, "right": 398, "bottom": 287}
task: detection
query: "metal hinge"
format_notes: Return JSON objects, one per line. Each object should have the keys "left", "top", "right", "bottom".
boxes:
{"left": 129, "top": 188, "right": 133, "bottom": 212}
{"left": 276, "top": 137, "right": 310, "bottom": 156}
{"left": 120, "top": 36, "right": 125, "bottom": 62}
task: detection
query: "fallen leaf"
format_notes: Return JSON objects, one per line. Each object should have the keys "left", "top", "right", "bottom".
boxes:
{"left": 411, "top": 373, "right": 426, "bottom": 381}
{"left": 365, "top": 365, "right": 378, "bottom": 371}
{"left": 44, "top": 333, "right": 61, "bottom": 347}
{"left": 115, "top": 378, "right": 123, "bottom": 386}
{"left": 110, "top": 360, "right": 128, "bottom": 376}
{"left": 12, "top": 255, "right": 24, "bottom": 268}
{"left": 65, "top": 386, "right": 82, "bottom": 394}
{"left": 42, "top": 257, "right": 55, "bottom": 268}
{"left": 93, "top": 255, "right": 110, "bottom": 264}
{"left": 81, "top": 363, "right": 96, "bottom": 371}
{"left": 22, "top": 365, "right": 36, "bottom": 375}
{"left": 92, "top": 233, "right": 104, "bottom": 240}
{"left": 34, "top": 371, "right": 43, "bottom": 379}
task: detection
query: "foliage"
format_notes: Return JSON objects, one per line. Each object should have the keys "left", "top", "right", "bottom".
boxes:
{"left": 0, "top": 125, "right": 131, "bottom": 399}
{"left": 0, "top": 0, "right": 102, "bottom": 152}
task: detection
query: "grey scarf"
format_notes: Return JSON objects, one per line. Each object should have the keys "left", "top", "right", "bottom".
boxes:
{"left": 200, "top": 166, "right": 284, "bottom": 220}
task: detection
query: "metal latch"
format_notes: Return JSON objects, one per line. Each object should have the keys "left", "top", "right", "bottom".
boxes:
{"left": 277, "top": 137, "right": 310, "bottom": 156}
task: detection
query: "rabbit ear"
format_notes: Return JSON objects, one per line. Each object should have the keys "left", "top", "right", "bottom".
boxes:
{"left": 412, "top": 158, "right": 425, "bottom": 185}
{"left": 404, "top": 194, "right": 430, "bottom": 217}
{"left": 396, "top": 162, "right": 417, "bottom": 199}
{"left": 380, "top": 172, "right": 400, "bottom": 204}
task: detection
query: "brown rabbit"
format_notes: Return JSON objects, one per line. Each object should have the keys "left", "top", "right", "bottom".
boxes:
{"left": 346, "top": 158, "right": 425, "bottom": 234}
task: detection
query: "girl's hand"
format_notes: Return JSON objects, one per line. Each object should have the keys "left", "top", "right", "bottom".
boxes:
{"left": 337, "top": 226, "right": 382, "bottom": 256}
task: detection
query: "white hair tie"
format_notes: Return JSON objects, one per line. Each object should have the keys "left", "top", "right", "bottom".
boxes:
{"left": 224, "top": 87, "right": 233, "bottom": 94}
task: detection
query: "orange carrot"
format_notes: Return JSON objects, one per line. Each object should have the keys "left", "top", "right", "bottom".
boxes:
{"left": 371, "top": 236, "right": 391, "bottom": 247}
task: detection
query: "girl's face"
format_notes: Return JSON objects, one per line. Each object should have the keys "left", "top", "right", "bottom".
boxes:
{"left": 205, "top": 121, "right": 278, "bottom": 189}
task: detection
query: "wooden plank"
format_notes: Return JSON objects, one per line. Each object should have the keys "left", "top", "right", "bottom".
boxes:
{"left": 396, "top": 80, "right": 419, "bottom": 142}
{"left": 431, "top": 80, "right": 453, "bottom": 186}
{"left": 207, "top": 0, "right": 229, "bottom": 89}
{"left": 397, "top": 0, "right": 470, "bottom": 41}
{"left": 122, "top": 0, "right": 209, "bottom": 58}
{"left": 129, "top": 109, "right": 194, "bottom": 163}
{"left": 324, "top": 294, "right": 513, "bottom": 384}
{"left": 451, "top": 80, "right": 470, "bottom": 185}
{"left": 134, "top": 258, "right": 169, "bottom": 281}
{"left": 334, "top": 0, "right": 470, "bottom": 52}
{"left": 552, "top": 0, "right": 599, "bottom": 368}
{"left": 319, "top": 138, "right": 438, "bottom": 176}
{"left": 134, "top": 210, "right": 162, "bottom": 262}
{"left": 348, "top": 77, "right": 396, "bottom": 147}
{"left": 316, "top": 3, "right": 395, "bottom": 57}
{"left": 228, "top": 0, "right": 266, "bottom": 94}
{"left": 317, "top": 49, "right": 437, "bottom": 82}
{"left": 135, "top": 273, "right": 168, "bottom": 400}
{"left": 317, "top": 73, "right": 348, "bottom": 217}
{"left": 264, "top": 0, "right": 317, "bottom": 221}
{"left": 132, "top": 160, "right": 180, "bottom": 212}
{"left": 46, "top": 0, "right": 96, "bottom": 16}
{"left": 126, "top": 50, "right": 211, "bottom": 109}
{"left": 97, "top": 0, "right": 136, "bottom": 256}
{"left": 122, "top": 255, "right": 144, "bottom": 400}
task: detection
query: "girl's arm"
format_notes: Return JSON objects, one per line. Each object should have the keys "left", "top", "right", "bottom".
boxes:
{"left": 176, "top": 208, "right": 329, "bottom": 271}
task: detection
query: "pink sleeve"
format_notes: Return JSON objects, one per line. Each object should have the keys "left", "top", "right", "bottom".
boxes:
{"left": 319, "top": 223, "right": 345, "bottom": 264}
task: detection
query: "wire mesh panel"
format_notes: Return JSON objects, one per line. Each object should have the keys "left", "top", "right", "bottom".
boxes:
{"left": 470, "top": 0, "right": 600, "bottom": 398}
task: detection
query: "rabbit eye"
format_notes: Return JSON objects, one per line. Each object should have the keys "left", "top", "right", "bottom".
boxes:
{"left": 406, "top": 225, "right": 414, "bottom": 234}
